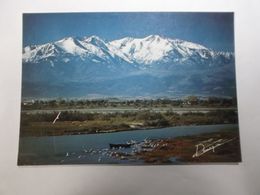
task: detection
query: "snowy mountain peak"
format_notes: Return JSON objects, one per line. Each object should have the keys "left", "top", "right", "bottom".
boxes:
{"left": 58, "top": 36, "right": 75, "bottom": 42}
{"left": 84, "top": 35, "right": 102, "bottom": 41}
{"left": 110, "top": 35, "right": 177, "bottom": 64}
{"left": 145, "top": 34, "right": 163, "bottom": 41}
{"left": 83, "top": 35, "right": 105, "bottom": 45}
{"left": 54, "top": 37, "right": 86, "bottom": 55}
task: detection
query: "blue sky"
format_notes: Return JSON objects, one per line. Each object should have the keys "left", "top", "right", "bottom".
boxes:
{"left": 23, "top": 12, "right": 234, "bottom": 51}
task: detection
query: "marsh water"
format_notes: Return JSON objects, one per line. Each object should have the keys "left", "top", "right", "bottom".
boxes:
{"left": 18, "top": 124, "right": 237, "bottom": 165}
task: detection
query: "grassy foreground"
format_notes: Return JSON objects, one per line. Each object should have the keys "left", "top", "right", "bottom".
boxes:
{"left": 20, "top": 110, "right": 238, "bottom": 137}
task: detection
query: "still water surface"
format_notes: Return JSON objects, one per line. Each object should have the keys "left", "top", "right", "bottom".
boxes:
{"left": 18, "top": 124, "right": 237, "bottom": 165}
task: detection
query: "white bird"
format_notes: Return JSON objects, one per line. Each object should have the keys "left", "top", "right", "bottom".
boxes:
{"left": 52, "top": 111, "right": 61, "bottom": 124}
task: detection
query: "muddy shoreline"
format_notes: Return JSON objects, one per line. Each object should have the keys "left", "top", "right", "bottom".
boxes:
{"left": 112, "top": 129, "right": 241, "bottom": 164}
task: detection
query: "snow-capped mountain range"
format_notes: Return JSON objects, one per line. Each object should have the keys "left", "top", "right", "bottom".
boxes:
{"left": 22, "top": 35, "right": 236, "bottom": 98}
{"left": 23, "top": 35, "right": 233, "bottom": 66}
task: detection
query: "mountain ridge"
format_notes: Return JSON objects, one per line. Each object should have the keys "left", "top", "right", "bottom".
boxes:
{"left": 22, "top": 35, "right": 236, "bottom": 98}
{"left": 23, "top": 35, "right": 233, "bottom": 65}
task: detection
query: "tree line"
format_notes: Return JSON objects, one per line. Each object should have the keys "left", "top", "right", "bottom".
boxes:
{"left": 22, "top": 96, "right": 237, "bottom": 110}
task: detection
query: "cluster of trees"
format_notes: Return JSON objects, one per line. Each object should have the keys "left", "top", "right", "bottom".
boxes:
{"left": 21, "top": 96, "right": 237, "bottom": 110}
